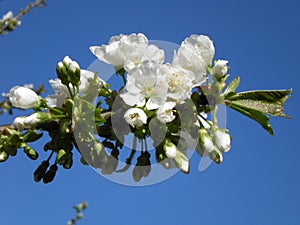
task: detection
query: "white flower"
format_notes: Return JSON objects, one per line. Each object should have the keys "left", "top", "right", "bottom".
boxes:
{"left": 185, "top": 35, "right": 215, "bottom": 65}
{"left": 120, "top": 61, "right": 168, "bottom": 110}
{"left": 213, "top": 129, "right": 231, "bottom": 152}
{"left": 173, "top": 44, "right": 207, "bottom": 86}
{"left": 90, "top": 33, "right": 165, "bottom": 71}
{"left": 212, "top": 60, "right": 228, "bottom": 79}
{"left": 173, "top": 34, "right": 215, "bottom": 86}
{"left": 124, "top": 108, "right": 147, "bottom": 128}
{"left": 124, "top": 44, "right": 164, "bottom": 71}
{"left": 45, "top": 79, "right": 71, "bottom": 107}
{"left": 156, "top": 101, "right": 176, "bottom": 123}
{"left": 79, "top": 69, "right": 105, "bottom": 93}
{"left": 9, "top": 86, "right": 40, "bottom": 109}
{"left": 90, "top": 33, "right": 148, "bottom": 70}
{"left": 161, "top": 64, "right": 195, "bottom": 102}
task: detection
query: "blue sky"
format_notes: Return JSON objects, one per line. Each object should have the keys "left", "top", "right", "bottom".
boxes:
{"left": 0, "top": 0, "right": 299, "bottom": 224}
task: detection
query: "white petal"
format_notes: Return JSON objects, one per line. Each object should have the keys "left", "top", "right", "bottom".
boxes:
{"left": 120, "top": 92, "right": 145, "bottom": 107}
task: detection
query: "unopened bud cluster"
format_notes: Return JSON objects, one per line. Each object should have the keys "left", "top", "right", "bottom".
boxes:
{"left": 0, "top": 11, "right": 21, "bottom": 35}
{"left": 197, "top": 126, "right": 231, "bottom": 164}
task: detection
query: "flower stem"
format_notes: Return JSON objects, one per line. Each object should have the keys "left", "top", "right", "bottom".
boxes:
{"left": 212, "top": 105, "right": 218, "bottom": 126}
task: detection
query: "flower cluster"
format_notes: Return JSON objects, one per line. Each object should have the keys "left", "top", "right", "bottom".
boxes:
{"left": 0, "top": 33, "right": 291, "bottom": 184}
{"left": 90, "top": 33, "right": 232, "bottom": 170}
{"left": 0, "top": 11, "right": 21, "bottom": 34}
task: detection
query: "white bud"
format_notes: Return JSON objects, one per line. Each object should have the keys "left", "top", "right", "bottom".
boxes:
{"left": 2, "top": 11, "right": 13, "bottom": 21}
{"left": 9, "top": 86, "right": 40, "bottom": 109}
{"left": 163, "top": 139, "right": 177, "bottom": 158}
{"left": 212, "top": 60, "right": 228, "bottom": 79}
{"left": 12, "top": 117, "right": 27, "bottom": 130}
{"left": 174, "top": 151, "right": 190, "bottom": 173}
{"left": 63, "top": 56, "right": 72, "bottom": 66}
{"left": 57, "top": 61, "right": 64, "bottom": 69}
{"left": 198, "top": 128, "right": 215, "bottom": 154}
{"left": 69, "top": 60, "right": 80, "bottom": 73}
{"left": 213, "top": 129, "right": 231, "bottom": 152}
{"left": 23, "top": 113, "right": 40, "bottom": 127}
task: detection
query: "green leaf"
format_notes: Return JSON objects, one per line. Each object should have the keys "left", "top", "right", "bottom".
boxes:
{"left": 226, "top": 101, "right": 274, "bottom": 135}
{"left": 226, "top": 89, "right": 292, "bottom": 117}
{"left": 223, "top": 76, "right": 240, "bottom": 97}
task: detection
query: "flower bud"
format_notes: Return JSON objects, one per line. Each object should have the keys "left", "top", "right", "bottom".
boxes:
{"left": 23, "top": 145, "right": 39, "bottom": 160}
{"left": 63, "top": 56, "right": 72, "bottom": 66}
{"left": 75, "top": 202, "right": 88, "bottom": 211}
{"left": 64, "top": 99, "right": 74, "bottom": 116}
{"left": 2, "top": 11, "right": 13, "bottom": 21}
{"left": 63, "top": 153, "right": 73, "bottom": 169}
{"left": 208, "top": 147, "right": 223, "bottom": 164}
{"left": 34, "top": 160, "right": 50, "bottom": 182}
{"left": 212, "top": 60, "right": 228, "bottom": 79}
{"left": 198, "top": 128, "right": 215, "bottom": 153}
{"left": 124, "top": 108, "right": 147, "bottom": 128}
{"left": 56, "top": 61, "right": 69, "bottom": 85}
{"left": 173, "top": 150, "right": 189, "bottom": 174}
{"left": 43, "top": 164, "right": 58, "bottom": 184}
{"left": 163, "top": 139, "right": 177, "bottom": 158}
{"left": 9, "top": 86, "right": 40, "bottom": 109}
{"left": 155, "top": 149, "right": 171, "bottom": 169}
{"left": 0, "top": 151, "right": 8, "bottom": 162}
{"left": 23, "top": 112, "right": 52, "bottom": 128}
{"left": 213, "top": 128, "right": 231, "bottom": 152}
{"left": 12, "top": 116, "right": 27, "bottom": 130}
{"left": 56, "top": 149, "right": 68, "bottom": 165}
{"left": 63, "top": 56, "right": 81, "bottom": 86}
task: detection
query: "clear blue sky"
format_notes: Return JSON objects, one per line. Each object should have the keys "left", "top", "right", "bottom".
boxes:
{"left": 0, "top": 0, "right": 299, "bottom": 224}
